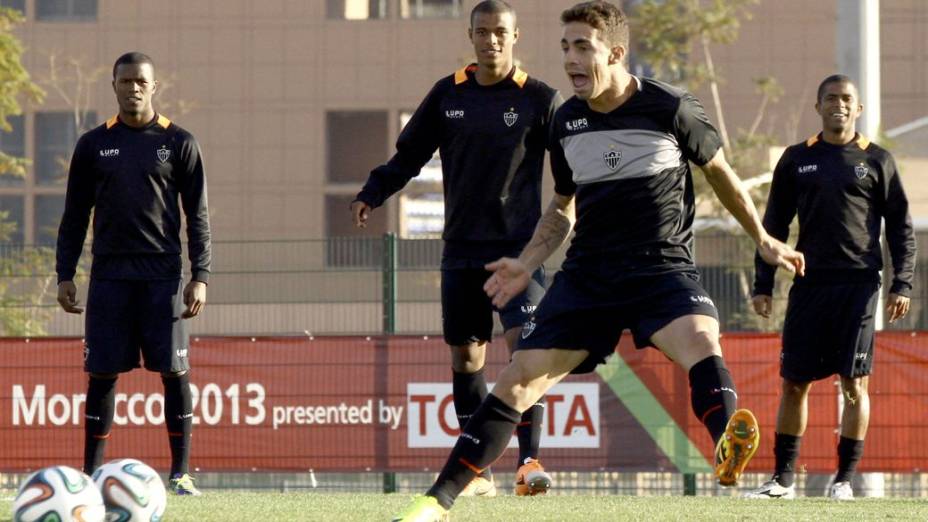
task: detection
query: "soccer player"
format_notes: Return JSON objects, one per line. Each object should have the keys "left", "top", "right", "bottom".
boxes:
{"left": 55, "top": 52, "right": 210, "bottom": 496}
{"left": 352, "top": 1, "right": 561, "bottom": 498}
{"left": 393, "top": 1, "right": 805, "bottom": 519}
{"left": 745, "top": 75, "right": 915, "bottom": 500}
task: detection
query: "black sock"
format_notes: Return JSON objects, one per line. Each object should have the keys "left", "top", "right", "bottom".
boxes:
{"left": 427, "top": 394, "right": 521, "bottom": 510}
{"left": 688, "top": 355, "right": 737, "bottom": 443}
{"left": 452, "top": 369, "right": 491, "bottom": 479}
{"left": 84, "top": 376, "right": 118, "bottom": 475}
{"left": 162, "top": 372, "right": 194, "bottom": 477}
{"left": 835, "top": 436, "right": 864, "bottom": 483}
{"left": 773, "top": 432, "right": 802, "bottom": 487}
{"left": 517, "top": 400, "right": 544, "bottom": 466}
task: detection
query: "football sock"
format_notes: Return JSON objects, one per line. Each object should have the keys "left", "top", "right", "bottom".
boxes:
{"left": 162, "top": 372, "right": 194, "bottom": 477}
{"left": 83, "top": 375, "right": 118, "bottom": 474}
{"left": 834, "top": 436, "right": 864, "bottom": 483}
{"left": 427, "top": 394, "right": 521, "bottom": 510}
{"left": 688, "top": 355, "right": 737, "bottom": 443}
{"left": 773, "top": 432, "right": 802, "bottom": 487}
{"left": 517, "top": 400, "right": 544, "bottom": 466}
{"left": 452, "top": 368, "right": 492, "bottom": 480}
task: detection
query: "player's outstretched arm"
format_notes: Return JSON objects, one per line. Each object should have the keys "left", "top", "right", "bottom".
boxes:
{"left": 699, "top": 149, "right": 805, "bottom": 276}
{"left": 484, "top": 193, "right": 575, "bottom": 308}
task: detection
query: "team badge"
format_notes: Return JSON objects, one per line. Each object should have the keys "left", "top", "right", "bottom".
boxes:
{"left": 521, "top": 319, "right": 536, "bottom": 339}
{"left": 854, "top": 163, "right": 868, "bottom": 179}
{"left": 603, "top": 149, "right": 622, "bottom": 171}
{"left": 157, "top": 145, "right": 171, "bottom": 164}
{"left": 503, "top": 107, "right": 518, "bottom": 127}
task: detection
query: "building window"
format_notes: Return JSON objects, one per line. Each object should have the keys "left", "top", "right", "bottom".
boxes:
{"left": 400, "top": 0, "right": 461, "bottom": 19}
{"left": 35, "top": 111, "right": 95, "bottom": 186}
{"left": 326, "top": 110, "right": 389, "bottom": 183}
{"left": 327, "top": 0, "right": 387, "bottom": 20}
{"left": 397, "top": 112, "right": 443, "bottom": 238}
{"left": 0, "top": 115, "right": 25, "bottom": 187}
{"left": 0, "top": 0, "right": 25, "bottom": 13}
{"left": 34, "top": 195, "right": 65, "bottom": 246}
{"left": 36, "top": 0, "right": 97, "bottom": 21}
{"left": 0, "top": 195, "right": 24, "bottom": 244}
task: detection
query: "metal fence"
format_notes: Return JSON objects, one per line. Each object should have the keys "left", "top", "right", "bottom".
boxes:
{"left": 0, "top": 231, "right": 924, "bottom": 336}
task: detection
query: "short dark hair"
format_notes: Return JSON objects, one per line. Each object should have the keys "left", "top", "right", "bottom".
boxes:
{"left": 112, "top": 52, "right": 154, "bottom": 79}
{"left": 561, "top": 1, "right": 629, "bottom": 51}
{"left": 816, "top": 74, "right": 856, "bottom": 103}
{"left": 470, "top": 0, "right": 516, "bottom": 28}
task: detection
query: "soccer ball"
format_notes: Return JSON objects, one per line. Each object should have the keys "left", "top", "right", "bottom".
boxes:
{"left": 12, "top": 465, "right": 105, "bottom": 522}
{"left": 92, "top": 459, "right": 167, "bottom": 521}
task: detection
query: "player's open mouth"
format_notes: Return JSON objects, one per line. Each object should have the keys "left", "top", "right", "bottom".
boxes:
{"left": 568, "top": 73, "right": 589, "bottom": 90}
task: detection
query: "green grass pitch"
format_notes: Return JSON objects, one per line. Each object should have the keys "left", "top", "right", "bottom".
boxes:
{"left": 6, "top": 492, "right": 928, "bottom": 521}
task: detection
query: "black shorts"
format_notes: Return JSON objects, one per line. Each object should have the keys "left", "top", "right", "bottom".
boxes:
{"left": 781, "top": 280, "right": 879, "bottom": 382}
{"left": 85, "top": 278, "right": 190, "bottom": 374}
{"left": 441, "top": 266, "right": 546, "bottom": 346}
{"left": 517, "top": 270, "right": 719, "bottom": 374}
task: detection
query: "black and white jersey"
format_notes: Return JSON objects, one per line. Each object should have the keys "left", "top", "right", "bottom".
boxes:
{"left": 356, "top": 64, "right": 561, "bottom": 263}
{"left": 549, "top": 77, "right": 722, "bottom": 283}
{"left": 56, "top": 114, "right": 211, "bottom": 283}
{"left": 754, "top": 134, "right": 916, "bottom": 296}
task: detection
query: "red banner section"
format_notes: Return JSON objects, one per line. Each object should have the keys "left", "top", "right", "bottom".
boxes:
{"left": 0, "top": 334, "right": 925, "bottom": 473}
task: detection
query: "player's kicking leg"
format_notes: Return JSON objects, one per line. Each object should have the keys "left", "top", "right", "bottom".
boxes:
{"left": 651, "top": 312, "right": 759, "bottom": 487}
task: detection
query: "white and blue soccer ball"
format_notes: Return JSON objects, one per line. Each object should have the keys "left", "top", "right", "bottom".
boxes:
{"left": 91, "top": 459, "right": 166, "bottom": 522}
{"left": 12, "top": 465, "right": 105, "bottom": 522}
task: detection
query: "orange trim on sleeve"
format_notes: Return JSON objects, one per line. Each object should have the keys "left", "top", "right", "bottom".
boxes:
{"left": 105, "top": 115, "right": 119, "bottom": 129}
{"left": 805, "top": 134, "right": 819, "bottom": 147}
{"left": 156, "top": 114, "right": 172, "bottom": 129}
{"left": 512, "top": 67, "right": 528, "bottom": 88}
{"left": 857, "top": 135, "right": 870, "bottom": 150}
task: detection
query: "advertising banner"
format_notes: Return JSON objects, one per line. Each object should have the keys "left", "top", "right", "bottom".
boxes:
{"left": 0, "top": 334, "right": 924, "bottom": 473}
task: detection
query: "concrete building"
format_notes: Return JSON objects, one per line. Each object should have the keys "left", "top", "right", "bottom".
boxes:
{"left": 0, "top": 0, "right": 923, "bottom": 334}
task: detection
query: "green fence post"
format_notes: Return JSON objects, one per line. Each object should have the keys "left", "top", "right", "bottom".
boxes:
{"left": 382, "top": 232, "right": 397, "bottom": 335}
{"left": 683, "top": 473, "right": 696, "bottom": 496}
{"left": 382, "top": 233, "right": 397, "bottom": 493}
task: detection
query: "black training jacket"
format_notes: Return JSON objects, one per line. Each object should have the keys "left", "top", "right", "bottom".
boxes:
{"left": 56, "top": 114, "right": 211, "bottom": 283}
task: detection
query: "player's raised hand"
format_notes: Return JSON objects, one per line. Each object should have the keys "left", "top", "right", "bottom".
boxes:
{"left": 758, "top": 236, "right": 805, "bottom": 276}
{"left": 752, "top": 294, "right": 772, "bottom": 318}
{"left": 182, "top": 280, "right": 207, "bottom": 318}
{"left": 350, "top": 200, "right": 372, "bottom": 228}
{"left": 484, "top": 257, "right": 530, "bottom": 308}
{"left": 885, "top": 293, "right": 910, "bottom": 324}
{"left": 57, "top": 281, "right": 84, "bottom": 314}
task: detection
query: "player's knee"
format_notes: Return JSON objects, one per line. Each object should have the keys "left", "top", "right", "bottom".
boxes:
{"left": 161, "top": 370, "right": 187, "bottom": 379}
{"left": 450, "top": 343, "right": 486, "bottom": 373}
{"left": 687, "top": 329, "right": 720, "bottom": 358}
{"left": 841, "top": 378, "right": 867, "bottom": 404}
{"left": 494, "top": 358, "right": 543, "bottom": 409}
{"left": 782, "top": 379, "right": 811, "bottom": 400}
